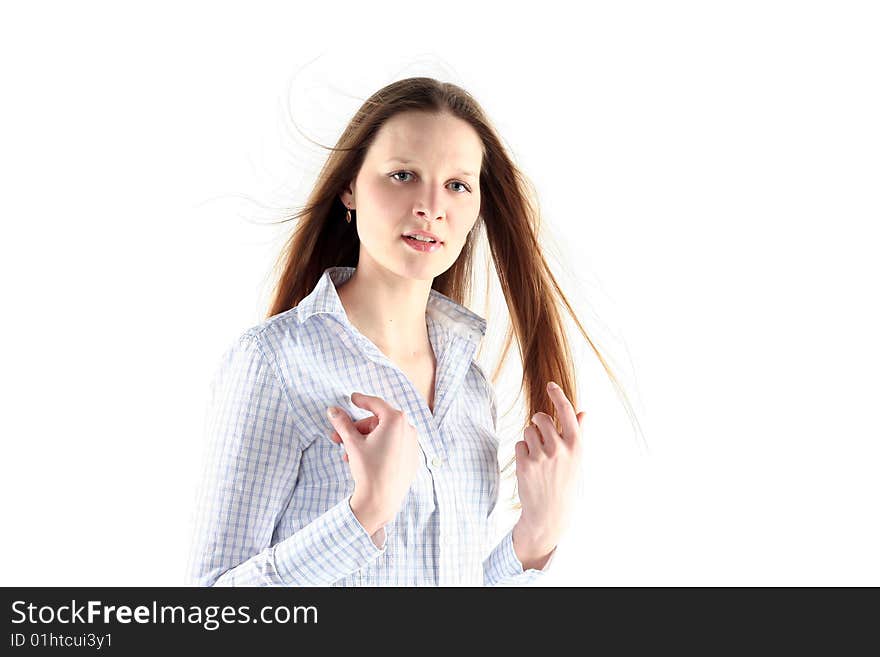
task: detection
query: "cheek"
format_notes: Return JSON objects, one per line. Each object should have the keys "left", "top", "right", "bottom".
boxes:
{"left": 362, "top": 179, "right": 406, "bottom": 211}
{"left": 458, "top": 211, "right": 481, "bottom": 241}
{"left": 355, "top": 183, "right": 403, "bottom": 239}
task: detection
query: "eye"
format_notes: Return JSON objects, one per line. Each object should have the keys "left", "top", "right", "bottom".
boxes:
{"left": 389, "top": 171, "right": 471, "bottom": 193}
{"left": 390, "top": 171, "right": 414, "bottom": 183}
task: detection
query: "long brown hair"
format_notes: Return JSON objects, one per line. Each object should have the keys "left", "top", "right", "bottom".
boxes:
{"left": 265, "top": 77, "right": 641, "bottom": 507}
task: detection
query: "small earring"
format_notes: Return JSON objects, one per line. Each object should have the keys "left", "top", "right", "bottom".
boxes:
{"left": 345, "top": 206, "right": 353, "bottom": 224}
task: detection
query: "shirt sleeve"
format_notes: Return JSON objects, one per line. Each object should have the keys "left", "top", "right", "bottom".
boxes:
{"left": 473, "top": 359, "right": 558, "bottom": 586}
{"left": 483, "top": 528, "right": 557, "bottom": 586}
{"left": 185, "top": 332, "right": 387, "bottom": 586}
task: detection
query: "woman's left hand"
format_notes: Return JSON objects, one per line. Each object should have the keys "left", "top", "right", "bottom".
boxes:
{"left": 513, "top": 381, "right": 585, "bottom": 561}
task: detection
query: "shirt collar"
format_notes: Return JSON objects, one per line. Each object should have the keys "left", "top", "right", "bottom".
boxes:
{"left": 296, "top": 266, "right": 487, "bottom": 345}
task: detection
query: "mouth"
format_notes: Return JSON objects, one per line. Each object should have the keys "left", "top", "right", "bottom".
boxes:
{"left": 401, "top": 234, "right": 443, "bottom": 253}
{"left": 402, "top": 230, "right": 443, "bottom": 243}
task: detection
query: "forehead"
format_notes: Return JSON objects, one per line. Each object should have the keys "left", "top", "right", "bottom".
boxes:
{"left": 368, "top": 111, "right": 484, "bottom": 165}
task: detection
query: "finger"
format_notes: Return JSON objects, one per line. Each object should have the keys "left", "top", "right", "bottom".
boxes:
{"left": 547, "top": 381, "right": 579, "bottom": 441}
{"left": 531, "top": 411, "right": 561, "bottom": 448}
{"left": 353, "top": 414, "right": 380, "bottom": 435}
{"left": 524, "top": 424, "right": 543, "bottom": 456}
{"left": 574, "top": 411, "right": 586, "bottom": 446}
{"left": 330, "top": 415, "right": 380, "bottom": 445}
{"left": 515, "top": 439, "right": 529, "bottom": 460}
{"left": 326, "top": 406, "right": 363, "bottom": 446}
{"left": 350, "top": 391, "right": 397, "bottom": 422}
{"left": 533, "top": 414, "right": 559, "bottom": 456}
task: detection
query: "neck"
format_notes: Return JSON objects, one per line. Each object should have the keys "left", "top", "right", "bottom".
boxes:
{"left": 336, "top": 261, "right": 433, "bottom": 361}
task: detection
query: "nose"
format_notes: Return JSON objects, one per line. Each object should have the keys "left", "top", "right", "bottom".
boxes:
{"left": 415, "top": 206, "right": 444, "bottom": 222}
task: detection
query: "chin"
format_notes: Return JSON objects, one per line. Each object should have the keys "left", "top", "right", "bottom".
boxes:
{"left": 388, "top": 256, "right": 450, "bottom": 282}
{"left": 362, "top": 241, "right": 459, "bottom": 281}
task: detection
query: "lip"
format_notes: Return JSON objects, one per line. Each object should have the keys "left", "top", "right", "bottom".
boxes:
{"left": 401, "top": 234, "right": 443, "bottom": 253}
{"left": 402, "top": 229, "right": 443, "bottom": 244}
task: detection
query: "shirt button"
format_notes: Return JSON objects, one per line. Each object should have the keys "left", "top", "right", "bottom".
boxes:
{"left": 430, "top": 455, "right": 443, "bottom": 468}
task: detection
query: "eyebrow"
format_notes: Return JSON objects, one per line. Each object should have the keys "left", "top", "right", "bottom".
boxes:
{"left": 384, "top": 158, "right": 477, "bottom": 180}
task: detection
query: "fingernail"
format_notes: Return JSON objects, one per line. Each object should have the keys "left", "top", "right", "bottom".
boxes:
{"left": 547, "top": 381, "right": 559, "bottom": 391}
{"left": 327, "top": 406, "right": 338, "bottom": 418}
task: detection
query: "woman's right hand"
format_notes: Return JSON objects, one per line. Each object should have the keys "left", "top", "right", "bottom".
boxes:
{"left": 326, "top": 392, "right": 422, "bottom": 534}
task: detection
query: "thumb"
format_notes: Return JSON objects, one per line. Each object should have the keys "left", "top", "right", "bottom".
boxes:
{"left": 326, "top": 406, "right": 361, "bottom": 447}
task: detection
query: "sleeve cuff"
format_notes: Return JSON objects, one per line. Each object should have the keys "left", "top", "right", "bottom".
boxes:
{"left": 271, "top": 494, "right": 388, "bottom": 586}
{"left": 349, "top": 497, "right": 387, "bottom": 550}
{"left": 483, "top": 528, "right": 555, "bottom": 586}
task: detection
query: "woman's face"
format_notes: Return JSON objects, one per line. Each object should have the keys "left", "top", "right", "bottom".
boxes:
{"left": 342, "top": 110, "right": 484, "bottom": 282}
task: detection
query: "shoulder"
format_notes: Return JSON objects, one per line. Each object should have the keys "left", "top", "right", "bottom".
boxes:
{"left": 226, "top": 307, "right": 303, "bottom": 353}
{"left": 208, "top": 309, "right": 305, "bottom": 399}
{"left": 210, "top": 307, "right": 306, "bottom": 381}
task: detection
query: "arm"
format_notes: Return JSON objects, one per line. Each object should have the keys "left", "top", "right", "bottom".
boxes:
{"left": 483, "top": 526, "right": 557, "bottom": 586}
{"left": 185, "top": 332, "right": 387, "bottom": 586}
{"left": 473, "top": 361, "right": 559, "bottom": 586}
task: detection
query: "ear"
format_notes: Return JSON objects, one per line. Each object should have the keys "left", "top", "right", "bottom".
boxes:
{"left": 340, "top": 181, "right": 356, "bottom": 208}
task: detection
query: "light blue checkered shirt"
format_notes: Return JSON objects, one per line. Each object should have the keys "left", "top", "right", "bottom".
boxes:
{"left": 186, "top": 266, "right": 555, "bottom": 586}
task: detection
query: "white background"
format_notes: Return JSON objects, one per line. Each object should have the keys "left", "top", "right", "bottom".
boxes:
{"left": 1, "top": 1, "right": 877, "bottom": 586}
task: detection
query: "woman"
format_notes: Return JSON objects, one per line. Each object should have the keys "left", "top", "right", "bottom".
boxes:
{"left": 187, "top": 77, "right": 624, "bottom": 586}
